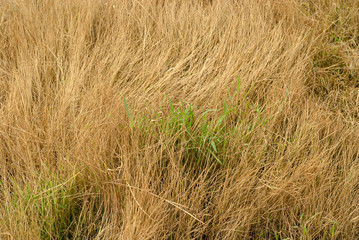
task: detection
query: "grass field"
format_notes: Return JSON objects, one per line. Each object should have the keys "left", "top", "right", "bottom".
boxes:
{"left": 0, "top": 0, "right": 359, "bottom": 239}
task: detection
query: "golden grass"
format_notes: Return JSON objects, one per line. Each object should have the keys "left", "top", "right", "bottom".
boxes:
{"left": 0, "top": 0, "right": 358, "bottom": 239}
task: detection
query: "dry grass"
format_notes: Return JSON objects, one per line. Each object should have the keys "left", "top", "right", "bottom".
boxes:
{"left": 0, "top": 0, "right": 358, "bottom": 239}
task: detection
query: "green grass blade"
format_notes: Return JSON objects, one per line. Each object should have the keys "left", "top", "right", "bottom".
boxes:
{"left": 210, "top": 150, "right": 222, "bottom": 164}
{"left": 236, "top": 72, "right": 241, "bottom": 97}
{"left": 243, "top": 82, "right": 255, "bottom": 100}
{"left": 123, "top": 95, "right": 132, "bottom": 130}
{"left": 210, "top": 140, "right": 217, "bottom": 153}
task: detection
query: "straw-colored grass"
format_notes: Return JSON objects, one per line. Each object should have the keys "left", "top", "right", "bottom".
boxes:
{"left": 1, "top": 0, "right": 358, "bottom": 239}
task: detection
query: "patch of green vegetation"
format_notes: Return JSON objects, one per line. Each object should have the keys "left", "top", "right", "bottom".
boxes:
{"left": 124, "top": 74, "right": 285, "bottom": 169}
{"left": 131, "top": 97, "right": 232, "bottom": 168}
{"left": 36, "top": 176, "right": 82, "bottom": 239}
{"left": 3, "top": 173, "right": 101, "bottom": 240}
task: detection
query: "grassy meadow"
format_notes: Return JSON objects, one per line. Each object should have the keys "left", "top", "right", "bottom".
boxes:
{"left": 0, "top": 0, "right": 359, "bottom": 239}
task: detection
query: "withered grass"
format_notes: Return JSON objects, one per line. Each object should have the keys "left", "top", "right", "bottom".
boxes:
{"left": 0, "top": 0, "right": 359, "bottom": 239}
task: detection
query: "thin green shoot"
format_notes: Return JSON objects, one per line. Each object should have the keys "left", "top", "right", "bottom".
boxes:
{"left": 243, "top": 82, "right": 255, "bottom": 100}
{"left": 236, "top": 72, "right": 241, "bottom": 98}
{"left": 331, "top": 33, "right": 341, "bottom": 43}
{"left": 123, "top": 95, "right": 132, "bottom": 131}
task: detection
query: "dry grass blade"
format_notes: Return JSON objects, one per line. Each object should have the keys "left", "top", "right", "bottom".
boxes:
{"left": 1, "top": 0, "right": 359, "bottom": 239}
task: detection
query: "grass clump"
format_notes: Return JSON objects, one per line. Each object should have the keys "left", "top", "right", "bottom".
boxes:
{"left": 1, "top": 172, "right": 104, "bottom": 239}
{"left": 1, "top": 0, "right": 359, "bottom": 239}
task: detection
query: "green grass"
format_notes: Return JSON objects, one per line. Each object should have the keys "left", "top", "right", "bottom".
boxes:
{"left": 1, "top": 173, "right": 101, "bottom": 239}
{"left": 125, "top": 75, "right": 287, "bottom": 170}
